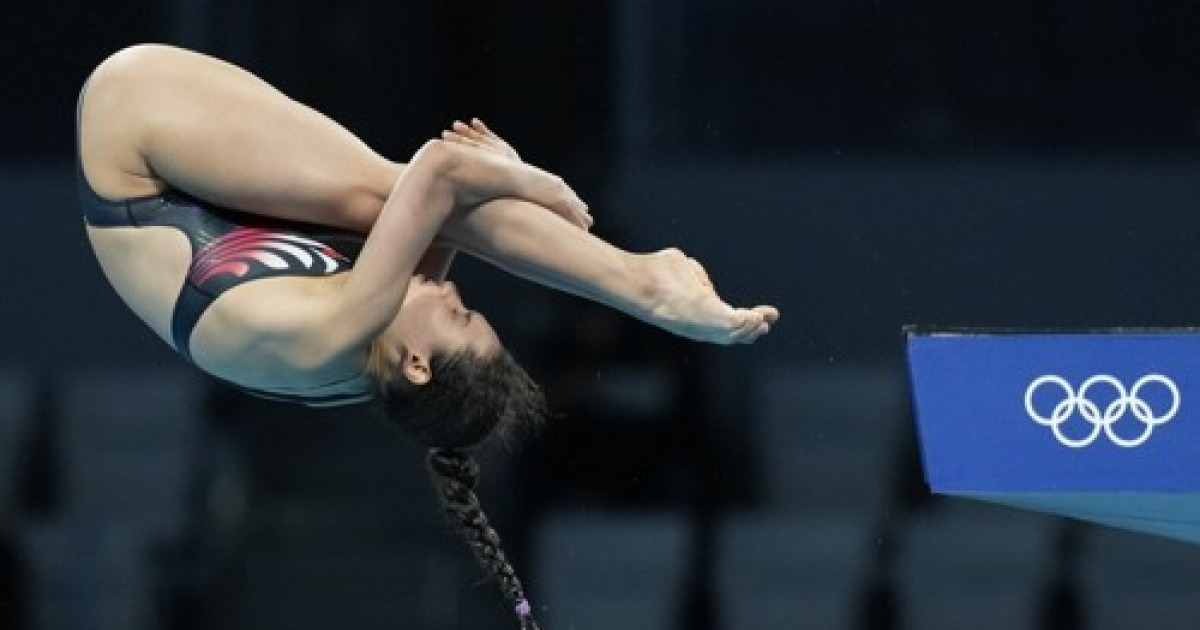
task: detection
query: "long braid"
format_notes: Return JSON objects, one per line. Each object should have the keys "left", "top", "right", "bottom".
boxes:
{"left": 427, "top": 447, "right": 541, "bottom": 630}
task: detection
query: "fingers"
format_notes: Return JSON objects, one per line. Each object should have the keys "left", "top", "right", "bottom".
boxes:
{"left": 440, "top": 129, "right": 485, "bottom": 150}
{"left": 441, "top": 120, "right": 506, "bottom": 152}
{"left": 453, "top": 119, "right": 487, "bottom": 143}
{"left": 469, "top": 118, "right": 511, "bottom": 148}
{"left": 545, "top": 193, "right": 591, "bottom": 230}
{"left": 445, "top": 119, "right": 592, "bottom": 230}
{"left": 552, "top": 198, "right": 593, "bottom": 231}
{"left": 559, "top": 181, "right": 593, "bottom": 230}
{"left": 440, "top": 121, "right": 492, "bottom": 152}
{"left": 444, "top": 119, "right": 521, "bottom": 161}
{"left": 563, "top": 180, "right": 585, "bottom": 206}
{"left": 443, "top": 120, "right": 493, "bottom": 148}
{"left": 470, "top": 118, "right": 494, "bottom": 135}
{"left": 553, "top": 202, "right": 592, "bottom": 230}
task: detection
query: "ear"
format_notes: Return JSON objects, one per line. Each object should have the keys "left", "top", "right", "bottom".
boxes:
{"left": 401, "top": 348, "right": 432, "bottom": 386}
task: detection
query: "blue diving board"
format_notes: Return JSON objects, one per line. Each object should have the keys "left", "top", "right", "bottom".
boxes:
{"left": 906, "top": 328, "right": 1200, "bottom": 544}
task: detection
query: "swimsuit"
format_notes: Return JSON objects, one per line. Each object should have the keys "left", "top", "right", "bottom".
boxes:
{"left": 79, "top": 179, "right": 372, "bottom": 406}
{"left": 76, "top": 84, "right": 377, "bottom": 407}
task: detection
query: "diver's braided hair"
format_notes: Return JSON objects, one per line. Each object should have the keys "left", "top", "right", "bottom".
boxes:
{"left": 427, "top": 447, "right": 540, "bottom": 630}
{"left": 370, "top": 346, "right": 545, "bottom": 627}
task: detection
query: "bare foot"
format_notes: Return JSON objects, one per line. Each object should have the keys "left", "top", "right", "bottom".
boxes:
{"left": 442, "top": 118, "right": 522, "bottom": 161}
{"left": 640, "top": 248, "right": 779, "bottom": 345}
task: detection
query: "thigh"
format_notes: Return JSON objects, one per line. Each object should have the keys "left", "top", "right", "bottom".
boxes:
{"left": 79, "top": 44, "right": 401, "bottom": 231}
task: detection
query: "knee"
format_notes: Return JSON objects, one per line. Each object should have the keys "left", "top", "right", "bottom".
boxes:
{"left": 335, "top": 141, "right": 462, "bottom": 230}
{"left": 321, "top": 160, "right": 402, "bottom": 231}
{"left": 337, "top": 184, "right": 391, "bottom": 231}
{"left": 91, "top": 44, "right": 174, "bottom": 80}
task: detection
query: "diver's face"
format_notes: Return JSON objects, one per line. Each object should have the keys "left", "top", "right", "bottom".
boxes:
{"left": 389, "top": 276, "right": 500, "bottom": 381}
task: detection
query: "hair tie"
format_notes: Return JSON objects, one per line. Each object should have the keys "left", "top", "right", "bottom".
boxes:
{"left": 515, "top": 599, "right": 532, "bottom": 617}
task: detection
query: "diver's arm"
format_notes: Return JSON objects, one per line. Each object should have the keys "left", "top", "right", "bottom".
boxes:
{"left": 310, "top": 141, "right": 584, "bottom": 359}
{"left": 317, "top": 140, "right": 459, "bottom": 356}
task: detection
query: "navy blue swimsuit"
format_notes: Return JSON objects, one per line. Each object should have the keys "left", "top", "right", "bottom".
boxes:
{"left": 78, "top": 173, "right": 371, "bottom": 406}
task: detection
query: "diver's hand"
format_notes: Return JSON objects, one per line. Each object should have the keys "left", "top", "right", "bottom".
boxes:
{"left": 442, "top": 118, "right": 521, "bottom": 162}
{"left": 442, "top": 119, "right": 593, "bottom": 231}
{"left": 511, "top": 162, "right": 593, "bottom": 232}
{"left": 640, "top": 248, "right": 779, "bottom": 345}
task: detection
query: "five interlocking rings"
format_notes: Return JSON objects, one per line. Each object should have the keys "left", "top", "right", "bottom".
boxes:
{"left": 1023, "top": 374, "right": 1180, "bottom": 448}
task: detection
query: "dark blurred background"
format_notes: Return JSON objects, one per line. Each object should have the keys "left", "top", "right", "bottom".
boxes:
{"left": 4, "top": 1, "right": 1200, "bottom": 629}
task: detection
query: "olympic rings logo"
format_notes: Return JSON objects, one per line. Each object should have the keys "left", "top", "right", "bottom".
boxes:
{"left": 1023, "top": 374, "right": 1180, "bottom": 448}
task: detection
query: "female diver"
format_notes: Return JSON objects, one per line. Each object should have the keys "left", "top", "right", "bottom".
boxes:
{"left": 78, "top": 44, "right": 779, "bottom": 628}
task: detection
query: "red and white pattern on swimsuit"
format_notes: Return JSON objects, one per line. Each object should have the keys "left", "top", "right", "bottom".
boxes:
{"left": 189, "top": 227, "right": 351, "bottom": 285}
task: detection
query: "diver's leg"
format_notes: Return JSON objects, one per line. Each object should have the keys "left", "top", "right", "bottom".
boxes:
{"left": 438, "top": 197, "right": 778, "bottom": 345}
{"left": 81, "top": 45, "right": 583, "bottom": 232}
{"left": 79, "top": 44, "right": 397, "bottom": 231}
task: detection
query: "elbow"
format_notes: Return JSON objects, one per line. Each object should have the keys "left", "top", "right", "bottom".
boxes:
{"left": 399, "top": 138, "right": 474, "bottom": 215}
{"left": 410, "top": 138, "right": 462, "bottom": 178}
